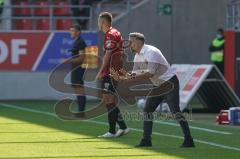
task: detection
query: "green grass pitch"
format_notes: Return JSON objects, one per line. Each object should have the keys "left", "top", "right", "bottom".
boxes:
{"left": 0, "top": 100, "right": 239, "bottom": 159}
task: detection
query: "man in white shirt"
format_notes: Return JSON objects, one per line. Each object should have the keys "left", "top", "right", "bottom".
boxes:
{"left": 111, "top": 32, "right": 195, "bottom": 148}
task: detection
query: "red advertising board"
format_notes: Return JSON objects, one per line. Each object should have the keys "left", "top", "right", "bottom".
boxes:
{"left": 0, "top": 33, "right": 49, "bottom": 70}
{"left": 0, "top": 32, "right": 98, "bottom": 71}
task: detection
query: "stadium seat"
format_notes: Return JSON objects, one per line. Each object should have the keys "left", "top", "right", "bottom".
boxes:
{"left": 36, "top": 19, "right": 50, "bottom": 30}
{"left": 34, "top": 1, "right": 50, "bottom": 16}
{"left": 53, "top": 1, "right": 71, "bottom": 16}
{"left": 15, "top": 19, "right": 33, "bottom": 30}
{"left": 14, "top": 1, "right": 31, "bottom": 16}
{"left": 56, "top": 19, "right": 72, "bottom": 30}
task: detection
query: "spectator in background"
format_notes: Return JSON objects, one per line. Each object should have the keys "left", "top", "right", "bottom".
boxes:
{"left": 71, "top": 0, "right": 92, "bottom": 30}
{"left": 0, "top": 0, "right": 4, "bottom": 23}
{"left": 209, "top": 28, "right": 225, "bottom": 75}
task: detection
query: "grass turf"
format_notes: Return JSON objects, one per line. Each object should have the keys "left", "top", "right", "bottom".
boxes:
{"left": 0, "top": 100, "right": 239, "bottom": 159}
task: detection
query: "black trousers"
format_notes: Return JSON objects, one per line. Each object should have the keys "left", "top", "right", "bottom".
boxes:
{"left": 71, "top": 67, "right": 86, "bottom": 112}
{"left": 143, "top": 75, "right": 192, "bottom": 140}
{"left": 213, "top": 61, "right": 224, "bottom": 75}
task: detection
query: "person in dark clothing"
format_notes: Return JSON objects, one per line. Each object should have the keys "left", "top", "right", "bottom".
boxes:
{"left": 209, "top": 28, "right": 225, "bottom": 75}
{"left": 70, "top": 0, "right": 92, "bottom": 30}
{"left": 68, "top": 24, "right": 87, "bottom": 112}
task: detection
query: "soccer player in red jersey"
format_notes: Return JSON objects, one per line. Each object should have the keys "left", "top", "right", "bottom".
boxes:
{"left": 96, "top": 12, "right": 129, "bottom": 138}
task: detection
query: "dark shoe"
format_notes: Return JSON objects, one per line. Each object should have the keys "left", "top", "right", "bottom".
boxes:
{"left": 135, "top": 138, "right": 152, "bottom": 147}
{"left": 181, "top": 138, "right": 195, "bottom": 148}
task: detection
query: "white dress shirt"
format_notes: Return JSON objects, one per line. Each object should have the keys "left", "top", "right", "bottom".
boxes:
{"left": 132, "top": 44, "right": 176, "bottom": 86}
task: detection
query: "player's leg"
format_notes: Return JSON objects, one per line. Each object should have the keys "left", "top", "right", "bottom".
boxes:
{"left": 71, "top": 67, "right": 86, "bottom": 112}
{"left": 136, "top": 92, "right": 163, "bottom": 147}
{"left": 74, "top": 86, "right": 85, "bottom": 111}
{"left": 105, "top": 94, "right": 128, "bottom": 135}
{"left": 98, "top": 77, "right": 128, "bottom": 138}
{"left": 109, "top": 78, "right": 129, "bottom": 137}
{"left": 104, "top": 77, "right": 117, "bottom": 136}
{"left": 104, "top": 92, "right": 118, "bottom": 135}
{"left": 77, "top": 67, "right": 86, "bottom": 112}
{"left": 98, "top": 77, "right": 117, "bottom": 137}
{"left": 166, "top": 75, "right": 195, "bottom": 148}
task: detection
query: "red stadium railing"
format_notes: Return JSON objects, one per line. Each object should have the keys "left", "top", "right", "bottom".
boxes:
{"left": 0, "top": 3, "right": 93, "bottom": 31}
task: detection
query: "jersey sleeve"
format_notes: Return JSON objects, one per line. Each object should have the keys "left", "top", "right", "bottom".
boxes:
{"left": 104, "top": 34, "right": 116, "bottom": 54}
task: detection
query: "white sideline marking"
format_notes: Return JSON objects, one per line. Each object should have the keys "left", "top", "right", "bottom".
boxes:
{"left": 0, "top": 103, "right": 240, "bottom": 152}
{"left": 154, "top": 121, "right": 232, "bottom": 135}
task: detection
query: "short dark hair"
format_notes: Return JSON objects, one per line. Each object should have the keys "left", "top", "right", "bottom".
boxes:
{"left": 71, "top": 24, "right": 82, "bottom": 31}
{"left": 217, "top": 28, "right": 224, "bottom": 34}
{"left": 129, "top": 32, "right": 145, "bottom": 43}
{"left": 99, "top": 12, "right": 112, "bottom": 24}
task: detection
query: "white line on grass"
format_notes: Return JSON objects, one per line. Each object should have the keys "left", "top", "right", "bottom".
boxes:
{"left": 154, "top": 121, "right": 232, "bottom": 135}
{"left": 0, "top": 103, "right": 240, "bottom": 152}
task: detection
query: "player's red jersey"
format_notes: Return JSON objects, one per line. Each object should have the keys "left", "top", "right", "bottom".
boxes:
{"left": 101, "top": 27, "right": 123, "bottom": 77}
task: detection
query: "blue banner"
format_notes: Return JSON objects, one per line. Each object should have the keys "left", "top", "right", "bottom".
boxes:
{"left": 35, "top": 32, "right": 98, "bottom": 71}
